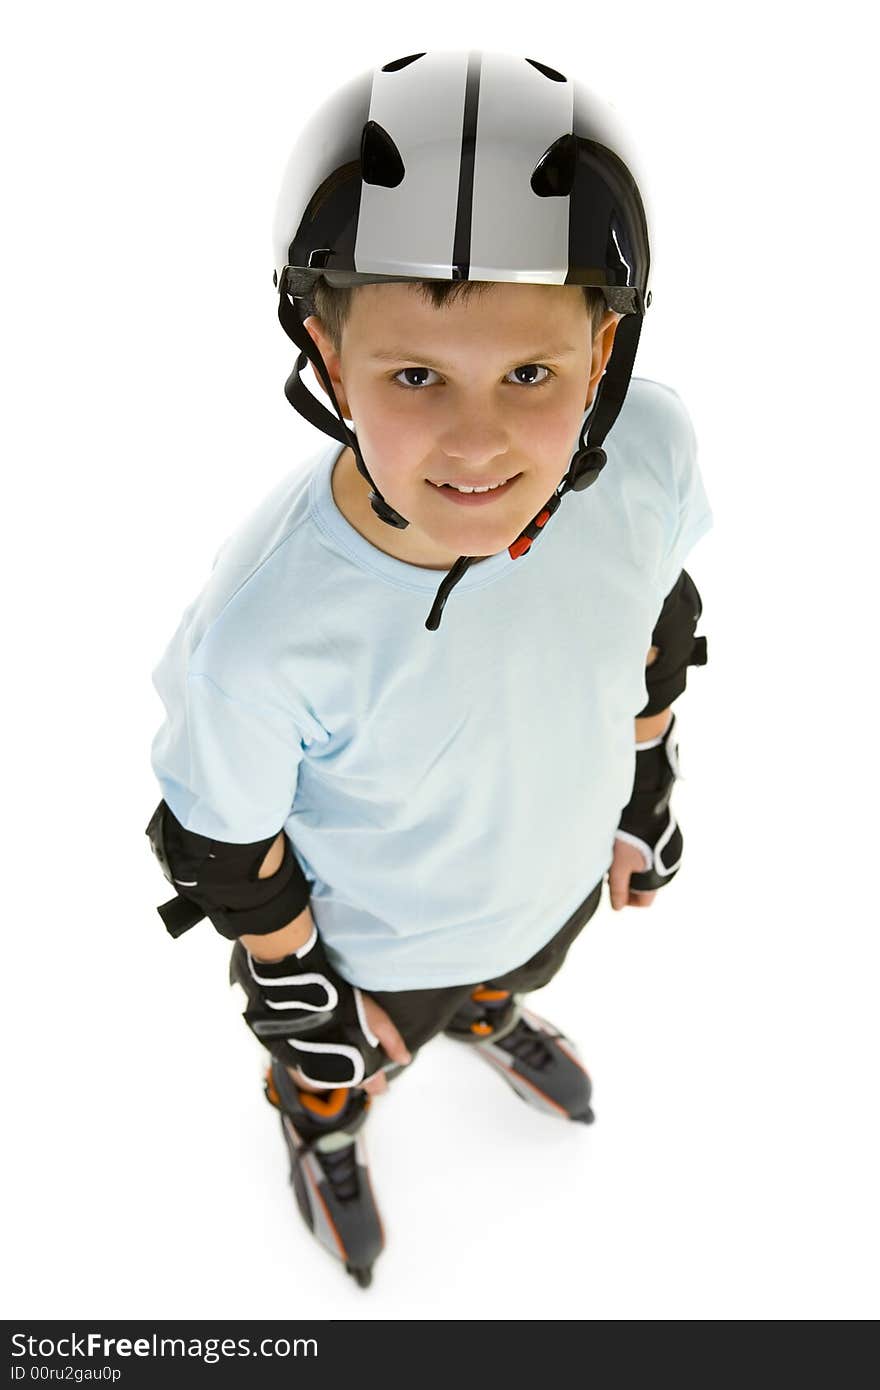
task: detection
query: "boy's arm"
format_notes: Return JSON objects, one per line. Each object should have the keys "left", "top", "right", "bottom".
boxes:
{"left": 240, "top": 833, "right": 315, "bottom": 962}
{"left": 235, "top": 831, "right": 411, "bottom": 1092}
{"left": 634, "top": 646, "right": 669, "bottom": 742}
{"left": 616, "top": 562, "right": 710, "bottom": 905}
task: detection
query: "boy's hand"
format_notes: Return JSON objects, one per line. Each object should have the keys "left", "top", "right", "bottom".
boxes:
{"left": 607, "top": 836, "right": 658, "bottom": 911}
{"left": 285, "top": 993, "right": 412, "bottom": 1098}
{"left": 357, "top": 995, "right": 412, "bottom": 1095}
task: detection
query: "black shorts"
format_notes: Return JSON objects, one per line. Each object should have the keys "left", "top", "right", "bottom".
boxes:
{"left": 368, "top": 874, "right": 605, "bottom": 1054}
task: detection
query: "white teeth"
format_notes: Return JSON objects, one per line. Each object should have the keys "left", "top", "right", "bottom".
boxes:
{"left": 433, "top": 479, "right": 509, "bottom": 493}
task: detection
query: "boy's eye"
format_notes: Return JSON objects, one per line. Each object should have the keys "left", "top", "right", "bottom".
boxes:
{"left": 392, "top": 364, "right": 553, "bottom": 389}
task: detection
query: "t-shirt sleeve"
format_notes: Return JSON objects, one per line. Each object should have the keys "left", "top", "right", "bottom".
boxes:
{"left": 654, "top": 389, "right": 714, "bottom": 600}
{"left": 149, "top": 670, "right": 304, "bottom": 844}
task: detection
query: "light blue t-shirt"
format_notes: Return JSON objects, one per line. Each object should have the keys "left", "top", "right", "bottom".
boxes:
{"left": 149, "top": 376, "right": 713, "bottom": 989}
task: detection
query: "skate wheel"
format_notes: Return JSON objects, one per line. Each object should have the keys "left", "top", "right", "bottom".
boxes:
{"left": 347, "top": 1264, "right": 373, "bottom": 1288}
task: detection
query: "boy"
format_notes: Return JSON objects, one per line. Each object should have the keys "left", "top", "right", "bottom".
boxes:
{"left": 146, "top": 49, "right": 712, "bottom": 1289}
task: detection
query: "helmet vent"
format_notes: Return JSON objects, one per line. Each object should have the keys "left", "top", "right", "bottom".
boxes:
{"left": 525, "top": 58, "right": 567, "bottom": 83}
{"left": 530, "top": 133, "right": 577, "bottom": 198}
{"left": 381, "top": 53, "right": 426, "bottom": 72}
{"left": 360, "top": 120, "right": 405, "bottom": 187}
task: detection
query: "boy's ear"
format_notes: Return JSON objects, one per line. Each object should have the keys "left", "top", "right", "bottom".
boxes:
{"left": 302, "top": 316, "right": 353, "bottom": 418}
{"left": 585, "top": 310, "right": 624, "bottom": 408}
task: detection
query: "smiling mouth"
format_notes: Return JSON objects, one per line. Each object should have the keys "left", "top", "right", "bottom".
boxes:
{"left": 425, "top": 474, "right": 522, "bottom": 506}
{"left": 427, "top": 474, "right": 521, "bottom": 492}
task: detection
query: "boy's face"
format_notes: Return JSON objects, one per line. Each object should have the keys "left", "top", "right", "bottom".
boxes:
{"left": 304, "top": 282, "right": 621, "bottom": 570}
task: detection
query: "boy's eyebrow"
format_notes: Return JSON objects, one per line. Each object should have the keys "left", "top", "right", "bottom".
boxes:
{"left": 368, "top": 344, "right": 579, "bottom": 367}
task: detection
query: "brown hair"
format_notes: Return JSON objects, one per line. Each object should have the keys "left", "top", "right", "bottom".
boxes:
{"left": 309, "top": 278, "right": 610, "bottom": 357}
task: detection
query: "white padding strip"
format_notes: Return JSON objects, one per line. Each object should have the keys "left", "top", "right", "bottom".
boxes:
{"left": 613, "top": 829, "right": 653, "bottom": 872}
{"left": 353, "top": 987, "right": 380, "bottom": 1049}
{"left": 665, "top": 731, "right": 683, "bottom": 780}
{"left": 260, "top": 976, "right": 337, "bottom": 1012}
{"left": 294, "top": 926, "right": 318, "bottom": 958}
{"left": 654, "top": 812, "right": 681, "bottom": 875}
{"left": 246, "top": 954, "right": 338, "bottom": 1012}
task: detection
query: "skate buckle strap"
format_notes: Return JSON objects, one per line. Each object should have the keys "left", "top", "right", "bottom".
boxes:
{"left": 477, "top": 1001, "right": 524, "bottom": 1046}
{"left": 446, "top": 989, "right": 523, "bottom": 1046}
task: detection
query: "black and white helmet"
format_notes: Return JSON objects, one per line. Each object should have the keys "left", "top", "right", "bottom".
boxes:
{"left": 273, "top": 49, "right": 652, "bottom": 631}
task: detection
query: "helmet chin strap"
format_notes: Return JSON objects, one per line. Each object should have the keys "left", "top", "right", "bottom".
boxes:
{"left": 277, "top": 289, "right": 642, "bottom": 631}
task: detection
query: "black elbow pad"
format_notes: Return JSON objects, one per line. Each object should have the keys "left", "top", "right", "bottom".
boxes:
{"left": 636, "top": 569, "right": 708, "bottom": 718}
{"left": 145, "top": 800, "right": 312, "bottom": 941}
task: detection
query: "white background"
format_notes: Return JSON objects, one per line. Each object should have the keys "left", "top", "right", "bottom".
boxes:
{"left": 3, "top": 0, "right": 878, "bottom": 1322}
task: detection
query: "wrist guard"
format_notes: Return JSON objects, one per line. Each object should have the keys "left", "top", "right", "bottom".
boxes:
{"left": 615, "top": 711, "right": 683, "bottom": 892}
{"left": 229, "top": 929, "right": 389, "bottom": 1089}
{"left": 145, "top": 800, "right": 312, "bottom": 941}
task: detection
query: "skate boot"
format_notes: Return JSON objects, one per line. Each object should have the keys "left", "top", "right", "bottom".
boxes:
{"left": 444, "top": 987, "right": 595, "bottom": 1124}
{"left": 264, "top": 1058, "right": 384, "bottom": 1288}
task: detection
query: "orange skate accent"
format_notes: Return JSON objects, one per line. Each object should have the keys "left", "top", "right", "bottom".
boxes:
{"left": 264, "top": 1067, "right": 282, "bottom": 1110}
{"left": 298, "top": 1086, "right": 350, "bottom": 1120}
{"left": 472, "top": 987, "right": 510, "bottom": 1002}
{"left": 470, "top": 1021, "right": 494, "bottom": 1036}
